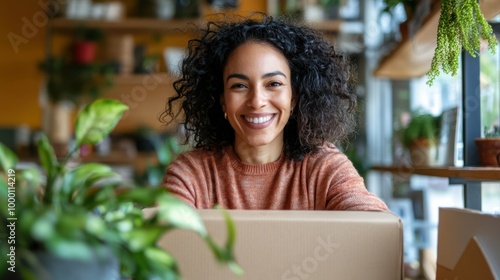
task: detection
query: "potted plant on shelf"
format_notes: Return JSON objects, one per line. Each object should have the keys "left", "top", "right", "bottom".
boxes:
{"left": 0, "top": 99, "right": 242, "bottom": 280}
{"left": 40, "top": 27, "right": 115, "bottom": 157}
{"left": 475, "top": 125, "right": 500, "bottom": 167}
{"left": 71, "top": 26, "right": 104, "bottom": 65}
{"left": 400, "top": 112, "right": 440, "bottom": 166}
{"left": 320, "top": 0, "right": 341, "bottom": 19}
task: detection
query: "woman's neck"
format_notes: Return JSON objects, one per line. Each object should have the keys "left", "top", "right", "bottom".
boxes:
{"left": 232, "top": 142, "right": 283, "bottom": 165}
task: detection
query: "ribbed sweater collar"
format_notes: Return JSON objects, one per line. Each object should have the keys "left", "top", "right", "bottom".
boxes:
{"left": 224, "top": 146, "right": 285, "bottom": 175}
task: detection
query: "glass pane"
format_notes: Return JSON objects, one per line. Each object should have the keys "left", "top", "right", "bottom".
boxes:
{"left": 480, "top": 28, "right": 500, "bottom": 214}
{"left": 480, "top": 39, "right": 500, "bottom": 136}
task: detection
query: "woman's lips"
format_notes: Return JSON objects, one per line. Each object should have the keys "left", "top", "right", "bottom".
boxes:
{"left": 242, "top": 114, "right": 275, "bottom": 128}
{"left": 245, "top": 115, "right": 273, "bottom": 124}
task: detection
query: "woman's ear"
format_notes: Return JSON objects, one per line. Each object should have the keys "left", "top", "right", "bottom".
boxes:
{"left": 220, "top": 94, "right": 225, "bottom": 111}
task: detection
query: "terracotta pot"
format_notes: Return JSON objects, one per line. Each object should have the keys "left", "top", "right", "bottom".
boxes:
{"left": 475, "top": 138, "right": 500, "bottom": 167}
{"left": 409, "top": 138, "right": 437, "bottom": 166}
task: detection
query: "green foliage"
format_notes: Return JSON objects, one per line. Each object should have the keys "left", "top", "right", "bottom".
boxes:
{"left": 401, "top": 113, "right": 440, "bottom": 148}
{"left": 0, "top": 99, "right": 242, "bottom": 279}
{"left": 40, "top": 56, "right": 115, "bottom": 104}
{"left": 427, "top": 0, "right": 498, "bottom": 86}
{"left": 381, "top": 0, "right": 418, "bottom": 15}
{"left": 135, "top": 128, "right": 187, "bottom": 187}
{"left": 40, "top": 27, "right": 114, "bottom": 104}
{"left": 319, "top": 0, "right": 340, "bottom": 7}
{"left": 485, "top": 125, "right": 500, "bottom": 138}
{"left": 74, "top": 26, "right": 105, "bottom": 42}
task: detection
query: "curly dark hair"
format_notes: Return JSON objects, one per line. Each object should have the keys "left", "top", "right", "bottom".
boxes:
{"left": 161, "top": 13, "right": 358, "bottom": 160}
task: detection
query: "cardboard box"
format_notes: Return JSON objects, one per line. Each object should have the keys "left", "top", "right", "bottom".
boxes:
{"left": 436, "top": 207, "right": 500, "bottom": 280}
{"left": 148, "top": 209, "right": 403, "bottom": 280}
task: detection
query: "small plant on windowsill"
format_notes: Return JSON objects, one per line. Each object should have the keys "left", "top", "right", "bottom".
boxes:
{"left": 399, "top": 112, "right": 440, "bottom": 166}
{"left": 0, "top": 99, "right": 242, "bottom": 280}
{"left": 475, "top": 125, "right": 500, "bottom": 167}
{"left": 484, "top": 125, "right": 500, "bottom": 138}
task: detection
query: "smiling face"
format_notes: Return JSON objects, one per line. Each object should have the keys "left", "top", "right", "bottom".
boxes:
{"left": 222, "top": 41, "right": 294, "bottom": 157}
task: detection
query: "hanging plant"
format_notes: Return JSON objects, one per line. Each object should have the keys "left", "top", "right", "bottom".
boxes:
{"left": 426, "top": 0, "right": 498, "bottom": 86}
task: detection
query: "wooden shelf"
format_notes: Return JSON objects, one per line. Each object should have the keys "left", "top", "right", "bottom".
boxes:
{"left": 113, "top": 73, "right": 175, "bottom": 85}
{"left": 306, "top": 20, "right": 342, "bottom": 33}
{"left": 374, "top": 0, "right": 500, "bottom": 79}
{"left": 50, "top": 17, "right": 344, "bottom": 35}
{"left": 371, "top": 165, "right": 500, "bottom": 181}
{"left": 50, "top": 17, "right": 203, "bottom": 34}
{"left": 50, "top": 17, "right": 345, "bottom": 34}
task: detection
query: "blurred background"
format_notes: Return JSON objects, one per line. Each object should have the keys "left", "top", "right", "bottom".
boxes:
{"left": 1, "top": 1, "right": 499, "bottom": 279}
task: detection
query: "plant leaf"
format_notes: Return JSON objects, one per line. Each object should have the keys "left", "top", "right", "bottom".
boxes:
{"left": 221, "top": 208, "right": 236, "bottom": 254}
{"left": 156, "top": 194, "right": 207, "bottom": 237}
{"left": 115, "top": 187, "right": 165, "bottom": 207}
{"left": 17, "top": 167, "right": 43, "bottom": 206}
{"left": 221, "top": 208, "right": 244, "bottom": 276}
{"left": 0, "top": 142, "right": 18, "bottom": 173}
{"left": 36, "top": 133, "right": 58, "bottom": 179}
{"left": 202, "top": 208, "right": 244, "bottom": 276}
{"left": 63, "top": 163, "right": 119, "bottom": 196}
{"left": 144, "top": 247, "right": 180, "bottom": 279}
{"left": 75, "top": 99, "right": 128, "bottom": 146}
{"left": 144, "top": 247, "right": 177, "bottom": 268}
{"left": 46, "top": 239, "right": 95, "bottom": 261}
{"left": 31, "top": 210, "right": 58, "bottom": 242}
{"left": 156, "top": 138, "right": 173, "bottom": 165}
{"left": 123, "top": 225, "right": 168, "bottom": 252}
{"left": 0, "top": 179, "right": 9, "bottom": 216}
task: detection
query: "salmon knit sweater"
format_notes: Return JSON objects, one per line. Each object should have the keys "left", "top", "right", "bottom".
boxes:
{"left": 163, "top": 144, "right": 388, "bottom": 211}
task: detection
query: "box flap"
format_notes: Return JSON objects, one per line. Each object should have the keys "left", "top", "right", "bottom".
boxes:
{"left": 436, "top": 236, "right": 495, "bottom": 280}
{"left": 436, "top": 207, "right": 500, "bottom": 279}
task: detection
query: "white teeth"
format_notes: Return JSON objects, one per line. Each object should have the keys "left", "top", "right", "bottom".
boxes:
{"left": 245, "top": 115, "right": 272, "bottom": 124}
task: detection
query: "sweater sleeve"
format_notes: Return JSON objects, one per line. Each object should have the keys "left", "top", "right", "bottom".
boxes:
{"left": 162, "top": 153, "right": 198, "bottom": 208}
{"left": 319, "top": 149, "right": 388, "bottom": 211}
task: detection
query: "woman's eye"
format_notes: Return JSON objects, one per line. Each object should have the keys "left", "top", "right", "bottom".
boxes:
{"left": 230, "top": 83, "right": 247, "bottom": 89}
{"left": 268, "top": 81, "right": 283, "bottom": 87}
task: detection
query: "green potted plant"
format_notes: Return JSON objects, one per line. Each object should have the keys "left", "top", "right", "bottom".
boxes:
{"left": 426, "top": 0, "right": 497, "bottom": 85}
{"left": 40, "top": 27, "right": 115, "bottom": 157}
{"left": 319, "top": 0, "right": 341, "bottom": 19}
{"left": 475, "top": 125, "right": 500, "bottom": 166}
{"left": 381, "top": 0, "right": 418, "bottom": 20}
{"left": 40, "top": 26, "right": 113, "bottom": 106}
{"left": 400, "top": 112, "right": 440, "bottom": 166}
{"left": 0, "top": 99, "right": 242, "bottom": 280}
{"left": 71, "top": 27, "right": 105, "bottom": 65}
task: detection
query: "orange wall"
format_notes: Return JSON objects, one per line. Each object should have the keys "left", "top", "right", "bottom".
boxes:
{"left": 0, "top": 1, "right": 47, "bottom": 129}
{"left": 0, "top": 1, "right": 266, "bottom": 131}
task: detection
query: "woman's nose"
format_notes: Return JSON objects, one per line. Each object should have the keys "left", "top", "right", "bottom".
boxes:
{"left": 247, "top": 87, "right": 266, "bottom": 109}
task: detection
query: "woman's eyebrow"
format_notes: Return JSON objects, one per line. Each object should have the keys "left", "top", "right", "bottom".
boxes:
{"left": 226, "top": 71, "right": 287, "bottom": 82}
{"left": 262, "top": 71, "right": 286, "bottom": 79}
{"left": 226, "top": 73, "right": 248, "bottom": 81}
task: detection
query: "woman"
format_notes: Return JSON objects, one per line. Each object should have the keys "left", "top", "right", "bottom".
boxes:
{"left": 161, "top": 14, "right": 387, "bottom": 211}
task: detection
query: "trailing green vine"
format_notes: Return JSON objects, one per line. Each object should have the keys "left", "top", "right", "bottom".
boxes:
{"left": 426, "top": 0, "right": 498, "bottom": 86}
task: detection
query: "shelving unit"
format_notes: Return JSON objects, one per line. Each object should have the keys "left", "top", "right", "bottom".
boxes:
{"left": 50, "top": 17, "right": 203, "bottom": 34}
{"left": 49, "top": 17, "right": 344, "bottom": 34}
{"left": 372, "top": 0, "right": 500, "bottom": 211}
{"left": 371, "top": 165, "right": 500, "bottom": 182}
{"left": 374, "top": 0, "right": 500, "bottom": 79}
